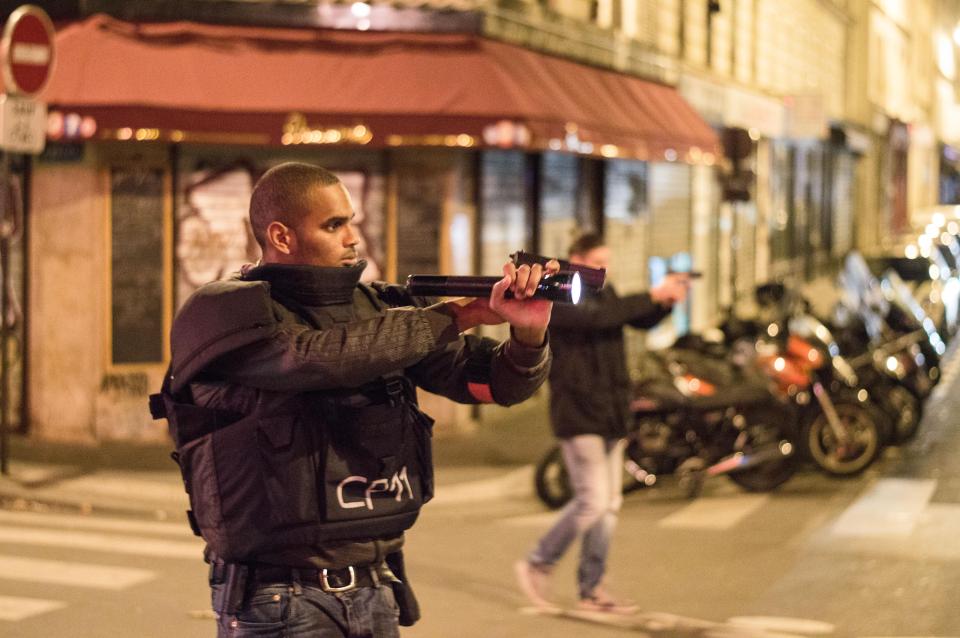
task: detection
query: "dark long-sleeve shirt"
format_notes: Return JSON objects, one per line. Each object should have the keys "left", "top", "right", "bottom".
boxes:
{"left": 548, "top": 285, "right": 670, "bottom": 439}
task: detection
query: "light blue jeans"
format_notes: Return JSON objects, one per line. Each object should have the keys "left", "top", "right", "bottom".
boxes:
{"left": 528, "top": 435, "right": 626, "bottom": 598}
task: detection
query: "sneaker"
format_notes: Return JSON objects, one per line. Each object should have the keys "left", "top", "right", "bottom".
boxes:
{"left": 514, "top": 560, "right": 556, "bottom": 609}
{"left": 577, "top": 585, "right": 638, "bottom": 615}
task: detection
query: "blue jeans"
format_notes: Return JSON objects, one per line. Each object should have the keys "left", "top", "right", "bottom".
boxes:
{"left": 212, "top": 580, "right": 401, "bottom": 637}
{"left": 528, "top": 435, "right": 625, "bottom": 598}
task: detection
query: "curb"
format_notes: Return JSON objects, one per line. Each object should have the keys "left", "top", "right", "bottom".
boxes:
{"left": 0, "top": 462, "right": 187, "bottom": 521}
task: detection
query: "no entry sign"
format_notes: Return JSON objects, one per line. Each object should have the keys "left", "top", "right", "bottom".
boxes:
{"left": 0, "top": 5, "right": 54, "bottom": 96}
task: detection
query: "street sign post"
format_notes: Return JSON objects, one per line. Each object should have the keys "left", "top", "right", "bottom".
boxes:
{"left": 0, "top": 5, "right": 55, "bottom": 474}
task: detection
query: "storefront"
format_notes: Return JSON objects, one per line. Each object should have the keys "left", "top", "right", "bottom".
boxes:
{"left": 679, "top": 75, "right": 787, "bottom": 313}
{"left": 30, "top": 15, "right": 718, "bottom": 443}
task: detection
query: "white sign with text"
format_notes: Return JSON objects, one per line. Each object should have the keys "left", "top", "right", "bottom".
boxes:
{"left": 0, "top": 94, "right": 46, "bottom": 153}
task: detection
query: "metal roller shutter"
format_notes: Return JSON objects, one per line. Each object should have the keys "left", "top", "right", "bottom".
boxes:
{"left": 735, "top": 201, "right": 758, "bottom": 299}
{"left": 832, "top": 151, "right": 855, "bottom": 257}
{"left": 649, "top": 162, "right": 693, "bottom": 258}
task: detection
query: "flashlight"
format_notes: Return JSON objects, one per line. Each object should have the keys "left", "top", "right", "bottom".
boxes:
{"left": 406, "top": 271, "right": 583, "bottom": 304}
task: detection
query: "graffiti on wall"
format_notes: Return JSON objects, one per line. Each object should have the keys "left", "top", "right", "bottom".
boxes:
{"left": 176, "top": 160, "right": 381, "bottom": 305}
{"left": 176, "top": 162, "right": 260, "bottom": 304}
{"left": 100, "top": 372, "right": 149, "bottom": 397}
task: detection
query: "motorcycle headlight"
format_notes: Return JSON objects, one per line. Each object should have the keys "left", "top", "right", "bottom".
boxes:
{"left": 884, "top": 355, "right": 906, "bottom": 379}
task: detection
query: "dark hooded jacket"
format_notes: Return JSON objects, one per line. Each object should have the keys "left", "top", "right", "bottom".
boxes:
{"left": 547, "top": 285, "right": 670, "bottom": 439}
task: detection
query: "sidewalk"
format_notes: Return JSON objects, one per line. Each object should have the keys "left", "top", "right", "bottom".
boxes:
{"left": 0, "top": 390, "right": 554, "bottom": 519}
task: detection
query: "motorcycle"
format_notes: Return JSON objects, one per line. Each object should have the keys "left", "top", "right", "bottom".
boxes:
{"left": 724, "top": 283, "right": 890, "bottom": 477}
{"left": 533, "top": 343, "right": 796, "bottom": 509}
{"left": 828, "top": 252, "right": 946, "bottom": 444}
{"left": 841, "top": 251, "right": 942, "bottom": 385}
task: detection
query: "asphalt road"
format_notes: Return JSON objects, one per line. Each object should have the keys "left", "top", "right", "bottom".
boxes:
{"left": 3, "top": 366, "right": 960, "bottom": 637}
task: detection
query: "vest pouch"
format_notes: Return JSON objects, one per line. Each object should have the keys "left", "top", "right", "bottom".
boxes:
{"left": 164, "top": 401, "right": 233, "bottom": 544}
{"left": 321, "top": 401, "right": 425, "bottom": 523}
{"left": 406, "top": 404, "right": 435, "bottom": 504}
{"left": 257, "top": 414, "right": 320, "bottom": 527}
{"left": 175, "top": 432, "right": 224, "bottom": 540}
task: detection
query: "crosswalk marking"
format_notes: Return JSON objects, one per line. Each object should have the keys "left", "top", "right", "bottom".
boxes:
{"left": 500, "top": 511, "right": 561, "bottom": 527}
{"left": 725, "top": 615, "right": 835, "bottom": 634}
{"left": 0, "top": 595, "right": 67, "bottom": 621}
{"left": 657, "top": 494, "right": 769, "bottom": 530}
{"left": 0, "top": 510, "right": 195, "bottom": 537}
{"left": 0, "top": 555, "right": 155, "bottom": 590}
{"left": 431, "top": 467, "right": 532, "bottom": 506}
{"left": 0, "top": 511, "right": 200, "bottom": 624}
{"left": 0, "top": 525, "right": 203, "bottom": 559}
{"left": 830, "top": 478, "right": 937, "bottom": 537}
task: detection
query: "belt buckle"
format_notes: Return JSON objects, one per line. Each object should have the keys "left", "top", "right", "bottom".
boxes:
{"left": 384, "top": 378, "right": 405, "bottom": 406}
{"left": 320, "top": 566, "right": 356, "bottom": 593}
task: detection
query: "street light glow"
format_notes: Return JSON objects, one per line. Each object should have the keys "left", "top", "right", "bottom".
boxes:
{"left": 351, "top": 2, "right": 371, "bottom": 18}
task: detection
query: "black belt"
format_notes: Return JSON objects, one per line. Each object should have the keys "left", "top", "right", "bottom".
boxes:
{"left": 249, "top": 562, "right": 393, "bottom": 593}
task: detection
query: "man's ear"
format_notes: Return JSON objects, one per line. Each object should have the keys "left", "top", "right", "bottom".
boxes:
{"left": 265, "top": 221, "right": 295, "bottom": 256}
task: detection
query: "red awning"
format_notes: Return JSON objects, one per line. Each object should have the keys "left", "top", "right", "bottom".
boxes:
{"left": 41, "top": 15, "right": 720, "bottom": 161}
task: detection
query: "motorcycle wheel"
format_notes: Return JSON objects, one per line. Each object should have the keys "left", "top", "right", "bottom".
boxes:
{"left": 726, "top": 406, "right": 797, "bottom": 492}
{"left": 533, "top": 445, "right": 571, "bottom": 510}
{"left": 884, "top": 384, "right": 923, "bottom": 443}
{"left": 801, "top": 399, "right": 882, "bottom": 477}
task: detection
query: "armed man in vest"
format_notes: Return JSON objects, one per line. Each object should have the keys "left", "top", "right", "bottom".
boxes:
{"left": 153, "top": 162, "right": 555, "bottom": 637}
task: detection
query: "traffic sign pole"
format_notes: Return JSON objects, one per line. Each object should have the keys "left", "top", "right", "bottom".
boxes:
{"left": 0, "top": 4, "right": 54, "bottom": 475}
{"left": 1, "top": 154, "right": 9, "bottom": 475}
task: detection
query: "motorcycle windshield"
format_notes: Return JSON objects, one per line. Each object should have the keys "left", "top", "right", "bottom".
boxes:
{"left": 882, "top": 270, "right": 929, "bottom": 324}
{"left": 787, "top": 314, "right": 840, "bottom": 358}
{"left": 838, "top": 252, "right": 887, "bottom": 342}
{"left": 881, "top": 270, "right": 947, "bottom": 355}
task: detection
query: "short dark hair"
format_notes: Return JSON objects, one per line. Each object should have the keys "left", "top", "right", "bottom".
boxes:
{"left": 568, "top": 231, "right": 605, "bottom": 257}
{"left": 249, "top": 162, "right": 341, "bottom": 249}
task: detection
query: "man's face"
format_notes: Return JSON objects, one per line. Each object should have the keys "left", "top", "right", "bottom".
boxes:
{"left": 570, "top": 245, "right": 610, "bottom": 274}
{"left": 290, "top": 183, "right": 360, "bottom": 268}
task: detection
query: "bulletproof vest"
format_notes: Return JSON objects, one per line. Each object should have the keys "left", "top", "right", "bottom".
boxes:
{"left": 149, "top": 277, "right": 435, "bottom": 562}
